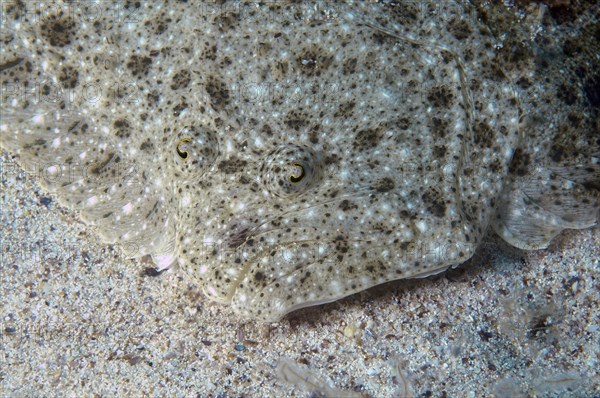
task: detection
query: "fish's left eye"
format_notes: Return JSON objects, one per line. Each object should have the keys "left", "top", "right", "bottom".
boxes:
{"left": 170, "top": 126, "right": 219, "bottom": 177}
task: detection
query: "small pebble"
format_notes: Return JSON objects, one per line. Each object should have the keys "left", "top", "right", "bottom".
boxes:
{"left": 143, "top": 267, "right": 162, "bottom": 277}
{"left": 39, "top": 196, "right": 52, "bottom": 207}
{"left": 344, "top": 324, "right": 357, "bottom": 339}
{"left": 234, "top": 344, "right": 245, "bottom": 352}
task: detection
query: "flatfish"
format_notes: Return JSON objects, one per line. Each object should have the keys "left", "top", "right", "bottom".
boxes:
{"left": 1, "top": 1, "right": 597, "bottom": 321}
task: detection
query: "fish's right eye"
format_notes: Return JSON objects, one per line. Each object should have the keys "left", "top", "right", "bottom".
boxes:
{"left": 261, "top": 144, "right": 323, "bottom": 198}
{"left": 176, "top": 138, "right": 192, "bottom": 160}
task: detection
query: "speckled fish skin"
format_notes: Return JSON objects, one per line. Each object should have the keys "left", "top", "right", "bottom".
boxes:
{"left": 1, "top": 1, "right": 598, "bottom": 321}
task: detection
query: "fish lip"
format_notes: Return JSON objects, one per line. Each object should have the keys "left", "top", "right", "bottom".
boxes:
{"left": 228, "top": 241, "right": 334, "bottom": 320}
{"left": 226, "top": 237, "right": 387, "bottom": 320}
{"left": 228, "top": 231, "right": 478, "bottom": 321}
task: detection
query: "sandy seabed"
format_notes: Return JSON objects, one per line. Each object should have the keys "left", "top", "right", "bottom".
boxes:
{"left": 1, "top": 151, "right": 599, "bottom": 397}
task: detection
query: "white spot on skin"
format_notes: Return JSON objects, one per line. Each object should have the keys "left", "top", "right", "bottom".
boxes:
{"left": 87, "top": 196, "right": 98, "bottom": 206}
{"left": 122, "top": 202, "right": 133, "bottom": 214}
{"left": 46, "top": 165, "right": 59, "bottom": 176}
{"left": 329, "top": 280, "right": 342, "bottom": 295}
{"left": 207, "top": 286, "right": 218, "bottom": 298}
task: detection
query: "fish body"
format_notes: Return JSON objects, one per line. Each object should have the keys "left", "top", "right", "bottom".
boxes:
{"left": 1, "top": 1, "right": 598, "bottom": 321}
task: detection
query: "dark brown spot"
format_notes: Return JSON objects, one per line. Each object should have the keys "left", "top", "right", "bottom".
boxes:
{"left": 262, "top": 124, "right": 273, "bottom": 136}
{"left": 383, "top": 1, "right": 419, "bottom": 25}
{"left": 284, "top": 110, "right": 309, "bottom": 131}
{"left": 433, "top": 145, "right": 447, "bottom": 159}
{"left": 334, "top": 101, "right": 356, "bottom": 117}
{"left": 89, "top": 152, "right": 115, "bottom": 176}
{"left": 447, "top": 17, "right": 472, "bottom": 40}
{"left": 421, "top": 187, "right": 446, "bottom": 217}
{"left": 40, "top": 14, "right": 76, "bottom": 47}
{"left": 214, "top": 12, "right": 240, "bottom": 32}
{"left": 427, "top": 85, "right": 453, "bottom": 108}
{"left": 126, "top": 55, "right": 152, "bottom": 77}
{"left": 171, "top": 69, "right": 191, "bottom": 90}
{"left": 343, "top": 58, "right": 357, "bottom": 75}
{"left": 497, "top": 38, "right": 531, "bottom": 67}
{"left": 205, "top": 76, "right": 230, "bottom": 111}
{"left": 473, "top": 120, "right": 495, "bottom": 148}
{"left": 140, "top": 139, "right": 153, "bottom": 151}
{"left": 297, "top": 46, "right": 332, "bottom": 76}
{"left": 218, "top": 157, "right": 248, "bottom": 174}
{"left": 396, "top": 118, "right": 411, "bottom": 130}
{"left": 147, "top": 90, "right": 160, "bottom": 105}
{"left": 429, "top": 117, "right": 449, "bottom": 139}
{"left": 508, "top": 148, "right": 531, "bottom": 177}
{"left": 339, "top": 200, "right": 358, "bottom": 211}
{"left": 58, "top": 65, "right": 79, "bottom": 89}
{"left": 113, "top": 119, "right": 132, "bottom": 139}
{"left": 372, "top": 177, "right": 395, "bottom": 193}
{"left": 173, "top": 101, "right": 188, "bottom": 117}
{"left": 557, "top": 83, "right": 578, "bottom": 105}
{"left": 353, "top": 128, "right": 382, "bottom": 151}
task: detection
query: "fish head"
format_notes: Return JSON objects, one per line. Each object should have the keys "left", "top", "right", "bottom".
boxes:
{"left": 167, "top": 3, "right": 519, "bottom": 321}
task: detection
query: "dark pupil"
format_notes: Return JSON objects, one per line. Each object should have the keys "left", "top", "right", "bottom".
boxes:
{"left": 177, "top": 140, "right": 189, "bottom": 159}
{"left": 289, "top": 163, "right": 305, "bottom": 183}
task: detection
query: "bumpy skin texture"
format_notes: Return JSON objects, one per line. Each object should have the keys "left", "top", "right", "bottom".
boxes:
{"left": 1, "top": 1, "right": 597, "bottom": 321}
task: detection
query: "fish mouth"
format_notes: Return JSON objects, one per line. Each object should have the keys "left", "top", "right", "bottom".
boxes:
{"left": 227, "top": 237, "right": 465, "bottom": 322}
{"left": 223, "top": 215, "right": 473, "bottom": 321}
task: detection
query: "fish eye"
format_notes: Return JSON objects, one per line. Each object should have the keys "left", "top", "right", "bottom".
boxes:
{"left": 262, "top": 144, "right": 323, "bottom": 198}
{"left": 289, "top": 163, "right": 305, "bottom": 183}
{"left": 176, "top": 138, "right": 192, "bottom": 160}
{"left": 171, "top": 126, "right": 219, "bottom": 176}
